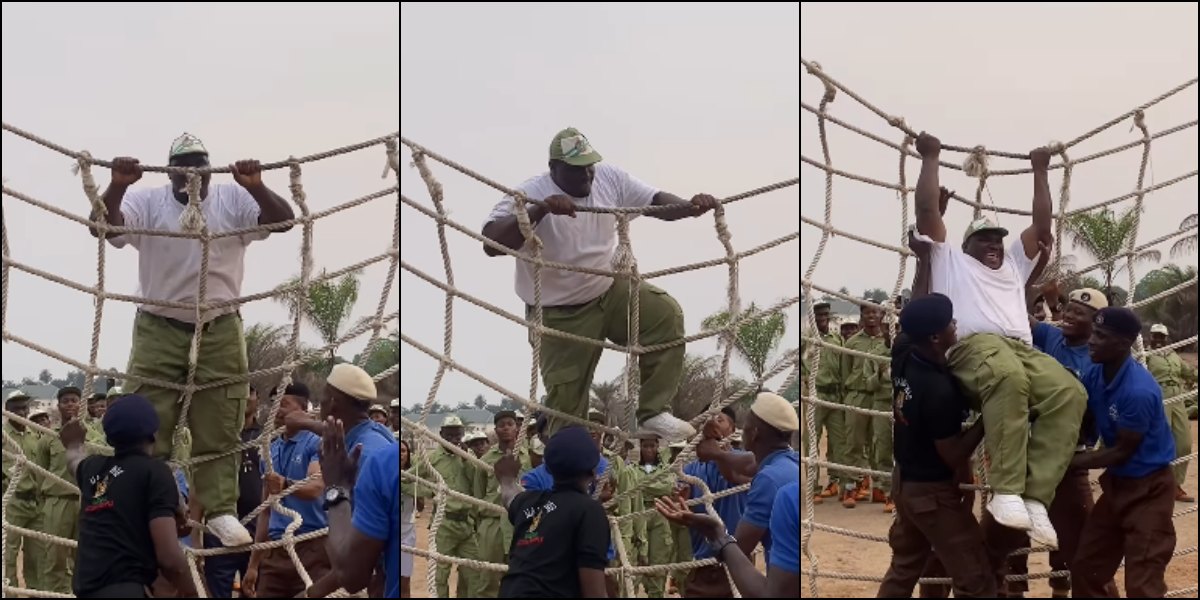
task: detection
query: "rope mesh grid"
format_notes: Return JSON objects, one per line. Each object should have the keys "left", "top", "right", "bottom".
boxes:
{"left": 801, "top": 59, "right": 1198, "bottom": 597}
{"left": 1, "top": 124, "right": 399, "bottom": 598}
{"left": 398, "top": 135, "right": 798, "bottom": 597}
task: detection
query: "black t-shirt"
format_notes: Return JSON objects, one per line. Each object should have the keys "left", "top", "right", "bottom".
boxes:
{"left": 891, "top": 335, "right": 971, "bottom": 482}
{"left": 73, "top": 451, "right": 180, "bottom": 595}
{"left": 498, "top": 485, "right": 611, "bottom": 598}
{"left": 236, "top": 424, "right": 263, "bottom": 519}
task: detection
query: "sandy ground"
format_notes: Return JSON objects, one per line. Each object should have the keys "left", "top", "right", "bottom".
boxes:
{"left": 800, "top": 420, "right": 1198, "bottom": 599}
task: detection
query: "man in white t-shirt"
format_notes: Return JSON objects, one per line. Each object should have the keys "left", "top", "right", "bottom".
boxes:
{"left": 87, "top": 133, "right": 295, "bottom": 547}
{"left": 481, "top": 127, "right": 720, "bottom": 441}
{"left": 910, "top": 132, "right": 1086, "bottom": 550}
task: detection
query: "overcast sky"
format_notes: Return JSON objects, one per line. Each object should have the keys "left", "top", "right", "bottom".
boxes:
{"left": 400, "top": 3, "right": 800, "bottom": 409}
{"left": 2, "top": 3, "right": 399, "bottom": 382}
{"left": 802, "top": 2, "right": 1198, "bottom": 308}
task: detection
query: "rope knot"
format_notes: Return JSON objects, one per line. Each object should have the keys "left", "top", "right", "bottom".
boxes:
{"left": 1132, "top": 110, "right": 1149, "bottom": 137}
{"left": 963, "top": 146, "right": 989, "bottom": 178}
{"left": 72, "top": 151, "right": 106, "bottom": 217}
{"left": 805, "top": 61, "right": 837, "bottom": 103}
{"left": 178, "top": 171, "right": 207, "bottom": 233}
{"left": 611, "top": 215, "right": 636, "bottom": 273}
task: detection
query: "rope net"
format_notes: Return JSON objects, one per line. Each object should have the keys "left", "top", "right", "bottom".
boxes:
{"left": 399, "top": 136, "right": 798, "bottom": 597}
{"left": 800, "top": 59, "right": 1198, "bottom": 597}
{"left": 1, "top": 123, "right": 400, "bottom": 598}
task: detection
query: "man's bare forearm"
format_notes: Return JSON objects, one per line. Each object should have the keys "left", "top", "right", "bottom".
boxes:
{"left": 245, "top": 183, "right": 295, "bottom": 229}
{"left": 1031, "top": 170, "right": 1053, "bottom": 241}
{"left": 89, "top": 183, "right": 128, "bottom": 238}
{"left": 718, "top": 542, "right": 768, "bottom": 598}
{"left": 649, "top": 192, "right": 695, "bottom": 222}
{"left": 483, "top": 207, "right": 547, "bottom": 256}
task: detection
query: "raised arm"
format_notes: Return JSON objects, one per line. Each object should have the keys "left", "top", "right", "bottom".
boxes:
{"left": 1021, "top": 148, "right": 1054, "bottom": 259}
{"left": 88, "top": 157, "right": 140, "bottom": 239}
{"left": 914, "top": 133, "right": 947, "bottom": 243}
{"left": 481, "top": 196, "right": 578, "bottom": 257}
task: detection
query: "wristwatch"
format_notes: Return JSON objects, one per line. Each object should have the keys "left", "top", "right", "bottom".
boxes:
{"left": 707, "top": 533, "right": 738, "bottom": 562}
{"left": 323, "top": 486, "right": 351, "bottom": 510}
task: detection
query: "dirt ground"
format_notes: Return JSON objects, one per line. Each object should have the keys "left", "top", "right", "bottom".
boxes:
{"left": 800, "top": 419, "right": 1198, "bottom": 598}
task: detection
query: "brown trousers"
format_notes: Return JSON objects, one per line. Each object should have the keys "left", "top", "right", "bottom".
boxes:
{"left": 256, "top": 537, "right": 333, "bottom": 599}
{"left": 1072, "top": 468, "right": 1177, "bottom": 598}
{"left": 683, "top": 564, "right": 734, "bottom": 598}
{"left": 877, "top": 473, "right": 995, "bottom": 598}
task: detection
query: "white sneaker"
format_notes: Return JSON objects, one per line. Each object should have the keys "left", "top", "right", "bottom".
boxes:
{"left": 636, "top": 412, "right": 697, "bottom": 442}
{"left": 208, "top": 514, "right": 253, "bottom": 546}
{"left": 1024, "top": 499, "right": 1059, "bottom": 550}
{"left": 986, "top": 494, "right": 1032, "bottom": 531}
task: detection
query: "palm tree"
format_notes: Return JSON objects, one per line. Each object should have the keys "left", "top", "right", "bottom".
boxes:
{"left": 243, "top": 322, "right": 327, "bottom": 397}
{"left": 701, "top": 302, "right": 789, "bottom": 382}
{"left": 590, "top": 380, "right": 623, "bottom": 427}
{"left": 1170, "top": 213, "right": 1197, "bottom": 258}
{"left": 275, "top": 269, "right": 362, "bottom": 360}
{"left": 1064, "top": 206, "right": 1161, "bottom": 302}
{"left": 1133, "top": 264, "right": 1198, "bottom": 351}
{"left": 668, "top": 354, "right": 754, "bottom": 423}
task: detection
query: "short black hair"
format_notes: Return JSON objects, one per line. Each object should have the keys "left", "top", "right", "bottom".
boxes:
{"left": 720, "top": 405, "right": 737, "bottom": 423}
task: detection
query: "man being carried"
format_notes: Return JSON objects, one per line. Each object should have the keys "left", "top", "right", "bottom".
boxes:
{"left": 481, "top": 128, "right": 719, "bottom": 440}
{"left": 911, "top": 132, "right": 1086, "bottom": 548}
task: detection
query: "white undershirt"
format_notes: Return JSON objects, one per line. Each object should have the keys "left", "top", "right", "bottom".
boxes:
{"left": 918, "top": 233, "right": 1039, "bottom": 345}
{"left": 108, "top": 183, "right": 269, "bottom": 323}
{"left": 485, "top": 163, "right": 658, "bottom": 307}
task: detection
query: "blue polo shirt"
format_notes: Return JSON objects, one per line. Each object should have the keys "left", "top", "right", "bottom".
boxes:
{"left": 1033, "top": 322, "right": 1100, "bottom": 446}
{"left": 1032, "top": 323, "right": 1091, "bottom": 379}
{"left": 1082, "top": 357, "right": 1176, "bottom": 478}
{"left": 353, "top": 445, "right": 401, "bottom": 599}
{"left": 741, "top": 448, "right": 800, "bottom": 563}
{"left": 260, "top": 431, "right": 327, "bottom": 539}
{"left": 346, "top": 420, "right": 397, "bottom": 457}
{"left": 683, "top": 455, "right": 749, "bottom": 559}
{"left": 769, "top": 482, "right": 800, "bottom": 574}
{"left": 521, "top": 457, "right": 615, "bottom": 562}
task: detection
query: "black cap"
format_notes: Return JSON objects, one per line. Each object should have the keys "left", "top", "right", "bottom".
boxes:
{"left": 899, "top": 293, "right": 954, "bottom": 339}
{"left": 278, "top": 382, "right": 310, "bottom": 399}
{"left": 57, "top": 386, "right": 82, "bottom": 400}
{"left": 813, "top": 302, "right": 831, "bottom": 310}
{"left": 494, "top": 410, "right": 517, "bottom": 425}
{"left": 1094, "top": 307, "right": 1141, "bottom": 339}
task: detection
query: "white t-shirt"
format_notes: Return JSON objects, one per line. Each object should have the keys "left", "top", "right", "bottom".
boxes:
{"left": 108, "top": 183, "right": 270, "bottom": 323}
{"left": 920, "top": 233, "right": 1039, "bottom": 345}
{"left": 485, "top": 163, "right": 658, "bottom": 306}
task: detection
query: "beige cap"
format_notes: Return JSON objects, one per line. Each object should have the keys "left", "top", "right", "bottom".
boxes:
{"left": 750, "top": 392, "right": 800, "bottom": 432}
{"left": 464, "top": 430, "right": 486, "bottom": 443}
{"left": 1068, "top": 288, "right": 1108, "bottom": 312}
{"left": 6, "top": 390, "right": 31, "bottom": 402}
{"left": 587, "top": 407, "right": 606, "bottom": 424}
{"left": 1150, "top": 323, "right": 1169, "bottom": 335}
{"left": 390, "top": 398, "right": 400, "bottom": 408}
{"left": 529, "top": 436, "right": 545, "bottom": 455}
{"left": 368, "top": 405, "right": 388, "bottom": 416}
{"left": 442, "top": 415, "right": 464, "bottom": 428}
{"left": 668, "top": 441, "right": 686, "bottom": 450}
{"left": 29, "top": 408, "right": 50, "bottom": 420}
{"left": 326, "top": 364, "right": 377, "bottom": 401}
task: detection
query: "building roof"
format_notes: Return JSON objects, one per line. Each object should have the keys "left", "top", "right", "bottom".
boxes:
{"left": 417, "top": 409, "right": 496, "bottom": 429}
